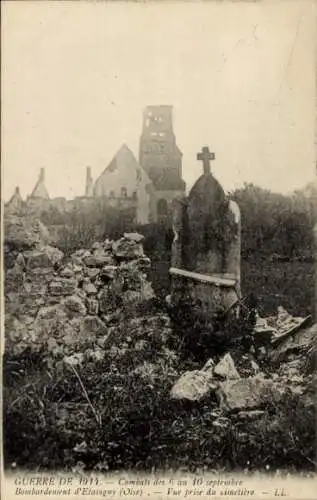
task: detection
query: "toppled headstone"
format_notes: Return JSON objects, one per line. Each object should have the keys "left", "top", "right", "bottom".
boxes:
{"left": 213, "top": 353, "right": 240, "bottom": 380}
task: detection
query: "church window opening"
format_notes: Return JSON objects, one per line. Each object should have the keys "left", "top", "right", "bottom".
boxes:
{"left": 121, "top": 187, "right": 127, "bottom": 198}
{"left": 132, "top": 191, "right": 138, "bottom": 200}
{"left": 109, "top": 190, "right": 115, "bottom": 198}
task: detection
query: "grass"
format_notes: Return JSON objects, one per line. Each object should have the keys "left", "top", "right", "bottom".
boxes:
{"left": 3, "top": 342, "right": 316, "bottom": 473}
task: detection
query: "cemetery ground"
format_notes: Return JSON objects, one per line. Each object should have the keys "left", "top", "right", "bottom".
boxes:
{"left": 3, "top": 217, "right": 316, "bottom": 475}
{"left": 150, "top": 257, "right": 314, "bottom": 318}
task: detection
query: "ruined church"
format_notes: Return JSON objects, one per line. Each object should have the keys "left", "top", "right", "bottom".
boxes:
{"left": 6, "top": 106, "right": 186, "bottom": 224}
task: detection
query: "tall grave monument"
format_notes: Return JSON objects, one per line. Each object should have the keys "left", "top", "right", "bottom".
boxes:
{"left": 169, "top": 147, "right": 241, "bottom": 324}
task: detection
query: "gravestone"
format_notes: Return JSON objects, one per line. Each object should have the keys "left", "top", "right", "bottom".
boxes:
{"left": 170, "top": 146, "right": 241, "bottom": 324}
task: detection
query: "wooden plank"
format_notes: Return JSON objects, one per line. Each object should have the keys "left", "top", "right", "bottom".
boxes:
{"left": 169, "top": 267, "right": 236, "bottom": 288}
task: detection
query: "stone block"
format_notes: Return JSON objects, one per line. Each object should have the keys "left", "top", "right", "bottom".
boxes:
{"left": 84, "top": 251, "right": 114, "bottom": 267}
{"left": 83, "top": 282, "right": 98, "bottom": 295}
{"left": 216, "top": 376, "right": 274, "bottom": 413}
{"left": 170, "top": 370, "right": 218, "bottom": 401}
{"left": 63, "top": 295, "right": 87, "bottom": 316}
{"left": 49, "top": 278, "right": 77, "bottom": 296}
{"left": 112, "top": 238, "right": 144, "bottom": 259}
{"left": 99, "top": 265, "right": 118, "bottom": 280}
{"left": 214, "top": 353, "right": 240, "bottom": 380}
{"left": 24, "top": 246, "right": 63, "bottom": 269}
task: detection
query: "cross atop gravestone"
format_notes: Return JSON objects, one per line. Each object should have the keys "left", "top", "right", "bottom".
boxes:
{"left": 197, "top": 146, "right": 215, "bottom": 175}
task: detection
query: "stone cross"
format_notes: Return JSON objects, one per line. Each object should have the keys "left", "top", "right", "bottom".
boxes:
{"left": 197, "top": 146, "right": 215, "bottom": 174}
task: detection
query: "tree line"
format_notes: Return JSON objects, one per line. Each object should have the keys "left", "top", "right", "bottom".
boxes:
{"left": 36, "top": 182, "right": 316, "bottom": 261}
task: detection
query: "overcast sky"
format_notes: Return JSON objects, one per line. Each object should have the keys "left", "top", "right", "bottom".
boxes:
{"left": 2, "top": 0, "right": 316, "bottom": 201}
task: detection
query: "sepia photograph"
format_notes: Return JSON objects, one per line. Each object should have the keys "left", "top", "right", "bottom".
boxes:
{"left": 1, "top": 0, "right": 317, "bottom": 498}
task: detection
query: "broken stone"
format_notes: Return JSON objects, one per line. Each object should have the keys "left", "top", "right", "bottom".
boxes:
{"left": 73, "top": 441, "right": 88, "bottom": 454}
{"left": 132, "top": 362, "right": 159, "bottom": 382}
{"left": 112, "top": 238, "right": 144, "bottom": 260}
{"left": 123, "top": 232, "right": 144, "bottom": 243}
{"left": 100, "top": 265, "right": 118, "bottom": 280}
{"left": 37, "top": 303, "right": 67, "bottom": 321}
{"left": 237, "top": 354, "right": 260, "bottom": 377}
{"left": 270, "top": 323, "right": 317, "bottom": 363}
{"left": 212, "top": 417, "right": 231, "bottom": 429}
{"left": 96, "top": 335, "right": 110, "bottom": 348}
{"left": 98, "top": 288, "right": 118, "bottom": 314}
{"left": 137, "top": 257, "right": 151, "bottom": 271}
{"left": 257, "top": 346, "right": 267, "bottom": 360}
{"left": 5, "top": 215, "right": 51, "bottom": 250}
{"left": 71, "top": 249, "right": 91, "bottom": 266}
{"left": 24, "top": 246, "right": 64, "bottom": 269}
{"left": 39, "top": 245, "right": 64, "bottom": 266}
{"left": 92, "top": 241, "right": 103, "bottom": 250}
{"left": 22, "top": 277, "right": 47, "bottom": 298}
{"left": 86, "top": 267, "right": 100, "bottom": 280}
{"left": 103, "top": 239, "right": 113, "bottom": 251}
{"left": 213, "top": 353, "right": 240, "bottom": 380}
{"left": 63, "top": 295, "right": 87, "bottom": 316}
{"left": 23, "top": 250, "right": 51, "bottom": 269}
{"left": 85, "top": 348, "right": 104, "bottom": 362}
{"left": 60, "top": 267, "right": 75, "bottom": 278}
{"left": 83, "top": 282, "right": 97, "bottom": 295}
{"left": 49, "top": 278, "right": 77, "bottom": 296}
{"left": 134, "top": 339, "right": 149, "bottom": 351}
{"left": 79, "top": 316, "right": 107, "bottom": 338}
{"left": 83, "top": 248, "right": 114, "bottom": 267}
{"left": 47, "top": 337, "right": 59, "bottom": 353}
{"left": 216, "top": 376, "right": 274, "bottom": 413}
{"left": 170, "top": 370, "right": 218, "bottom": 401}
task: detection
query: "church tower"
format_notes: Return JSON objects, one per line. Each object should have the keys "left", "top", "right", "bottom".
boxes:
{"left": 139, "top": 105, "right": 185, "bottom": 219}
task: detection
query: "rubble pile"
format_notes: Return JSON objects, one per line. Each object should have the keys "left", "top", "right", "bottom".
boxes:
{"left": 4, "top": 218, "right": 168, "bottom": 362}
{"left": 170, "top": 343, "right": 315, "bottom": 416}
